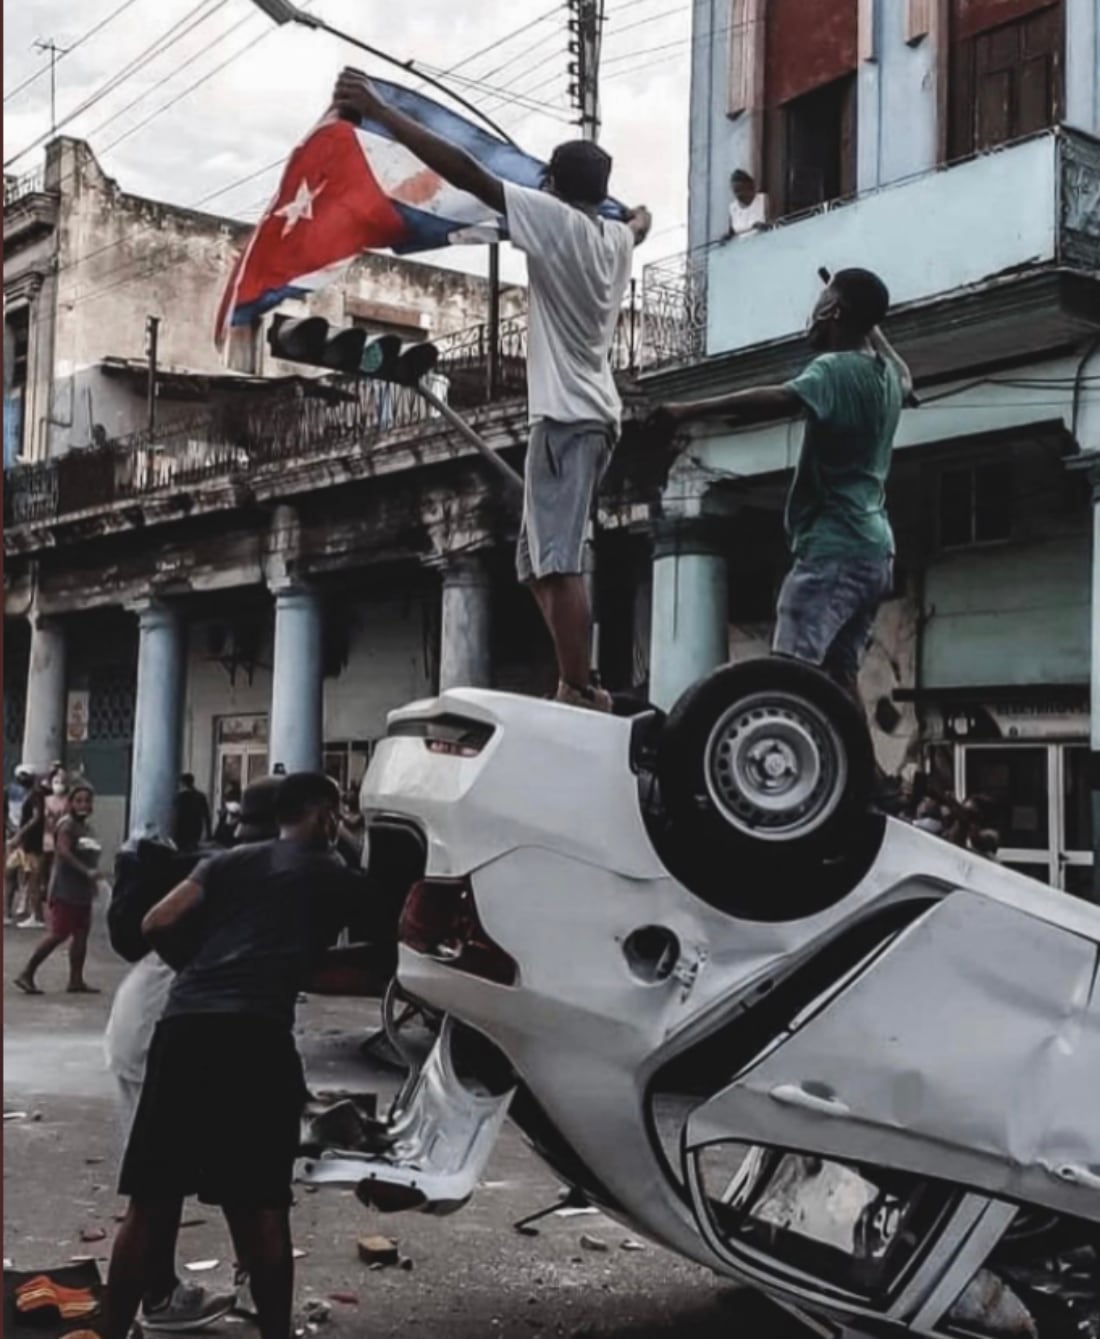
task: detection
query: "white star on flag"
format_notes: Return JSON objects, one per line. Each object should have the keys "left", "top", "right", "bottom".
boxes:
{"left": 275, "top": 178, "right": 326, "bottom": 237}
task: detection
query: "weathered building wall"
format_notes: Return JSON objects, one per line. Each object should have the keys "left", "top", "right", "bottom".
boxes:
{"left": 323, "top": 591, "right": 436, "bottom": 744}
{"left": 35, "top": 138, "right": 522, "bottom": 456}
{"left": 183, "top": 615, "right": 274, "bottom": 811}
{"left": 181, "top": 591, "right": 436, "bottom": 804}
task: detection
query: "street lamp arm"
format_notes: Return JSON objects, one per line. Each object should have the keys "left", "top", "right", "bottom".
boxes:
{"left": 247, "top": 0, "right": 517, "bottom": 146}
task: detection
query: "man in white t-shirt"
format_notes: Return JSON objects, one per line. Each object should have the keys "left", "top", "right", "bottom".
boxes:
{"left": 727, "top": 169, "right": 768, "bottom": 239}
{"left": 335, "top": 69, "right": 652, "bottom": 712}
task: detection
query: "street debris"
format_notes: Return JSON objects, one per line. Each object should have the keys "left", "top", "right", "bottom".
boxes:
{"left": 84, "top": 1157, "right": 104, "bottom": 1166}
{"left": 580, "top": 1234, "right": 609, "bottom": 1254}
{"left": 329, "top": 1292, "right": 360, "bottom": 1307}
{"left": 300, "top": 1300, "right": 331, "bottom": 1326}
{"left": 79, "top": 1229, "right": 107, "bottom": 1244}
{"left": 357, "top": 1235, "right": 399, "bottom": 1267}
{"left": 556, "top": 1206, "right": 598, "bottom": 1219}
{"left": 621, "top": 1240, "right": 645, "bottom": 1252}
{"left": 184, "top": 1260, "right": 220, "bottom": 1273}
{"left": 399, "top": 1257, "right": 414, "bottom": 1272}
{"left": 4, "top": 1111, "right": 29, "bottom": 1121}
{"left": 180, "top": 1217, "right": 207, "bottom": 1229}
{"left": 293, "top": 1248, "right": 309, "bottom": 1260}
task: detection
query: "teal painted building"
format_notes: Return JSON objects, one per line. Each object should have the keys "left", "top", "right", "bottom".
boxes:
{"left": 641, "top": 0, "right": 1100, "bottom": 895}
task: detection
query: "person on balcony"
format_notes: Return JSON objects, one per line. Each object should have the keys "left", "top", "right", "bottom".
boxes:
{"left": 332, "top": 68, "right": 653, "bottom": 713}
{"left": 726, "top": 170, "right": 768, "bottom": 239}
{"left": 657, "top": 268, "right": 912, "bottom": 704}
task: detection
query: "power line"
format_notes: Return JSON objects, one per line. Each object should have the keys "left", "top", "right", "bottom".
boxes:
{"left": 603, "top": 2, "right": 687, "bottom": 41}
{"left": 4, "top": 0, "right": 147, "bottom": 105}
{"left": 82, "top": 6, "right": 259, "bottom": 145}
{"left": 5, "top": 0, "right": 229, "bottom": 168}
{"left": 440, "top": 3, "right": 566, "bottom": 79}
{"left": 96, "top": 23, "right": 277, "bottom": 160}
{"left": 478, "top": 47, "right": 569, "bottom": 115}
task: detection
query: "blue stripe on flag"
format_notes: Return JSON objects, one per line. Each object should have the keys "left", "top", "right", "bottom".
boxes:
{"left": 231, "top": 284, "right": 311, "bottom": 327}
{"left": 365, "top": 78, "right": 628, "bottom": 223}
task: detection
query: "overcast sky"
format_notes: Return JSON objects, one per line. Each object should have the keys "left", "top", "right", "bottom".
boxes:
{"left": 3, "top": 0, "right": 692, "bottom": 284}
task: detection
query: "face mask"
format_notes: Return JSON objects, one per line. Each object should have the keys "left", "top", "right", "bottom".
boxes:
{"left": 52, "top": 782, "right": 67, "bottom": 796}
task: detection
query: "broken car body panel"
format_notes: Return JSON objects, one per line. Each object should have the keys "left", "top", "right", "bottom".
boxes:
{"left": 343, "top": 687, "right": 1099, "bottom": 1338}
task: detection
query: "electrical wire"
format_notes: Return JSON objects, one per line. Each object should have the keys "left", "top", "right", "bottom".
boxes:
{"left": 3, "top": 0, "right": 148, "bottom": 104}
{"left": 439, "top": 3, "right": 566, "bottom": 80}
{"left": 5, "top": 0, "right": 230, "bottom": 168}
{"left": 82, "top": 5, "right": 260, "bottom": 145}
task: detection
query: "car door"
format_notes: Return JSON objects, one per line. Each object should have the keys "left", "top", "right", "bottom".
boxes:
{"left": 682, "top": 890, "right": 1100, "bottom": 1236}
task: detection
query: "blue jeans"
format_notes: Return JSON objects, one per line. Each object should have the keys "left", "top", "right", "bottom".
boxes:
{"left": 773, "top": 554, "right": 894, "bottom": 699}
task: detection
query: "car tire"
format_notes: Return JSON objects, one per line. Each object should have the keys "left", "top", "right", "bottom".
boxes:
{"left": 657, "top": 658, "right": 881, "bottom": 916}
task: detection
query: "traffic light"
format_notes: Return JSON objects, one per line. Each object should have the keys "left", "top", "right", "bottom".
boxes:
{"left": 267, "top": 315, "right": 439, "bottom": 386}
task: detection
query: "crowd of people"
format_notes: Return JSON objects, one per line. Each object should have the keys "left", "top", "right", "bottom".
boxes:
{"left": 895, "top": 782, "right": 1002, "bottom": 860}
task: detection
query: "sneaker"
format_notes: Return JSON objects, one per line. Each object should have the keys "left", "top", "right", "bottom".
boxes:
{"left": 17, "top": 917, "right": 46, "bottom": 930}
{"left": 555, "top": 681, "right": 613, "bottom": 713}
{"left": 141, "top": 1283, "right": 237, "bottom": 1333}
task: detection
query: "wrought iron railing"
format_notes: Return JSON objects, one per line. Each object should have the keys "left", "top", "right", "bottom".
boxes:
{"left": 639, "top": 246, "right": 714, "bottom": 370}
{"left": 3, "top": 169, "right": 47, "bottom": 208}
{"left": 3, "top": 300, "right": 652, "bottom": 532}
{"left": 3, "top": 376, "right": 443, "bottom": 531}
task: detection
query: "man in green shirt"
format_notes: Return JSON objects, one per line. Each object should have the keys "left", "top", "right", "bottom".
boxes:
{"left": 658, "top": 268, "right": 911, "bottom": 701}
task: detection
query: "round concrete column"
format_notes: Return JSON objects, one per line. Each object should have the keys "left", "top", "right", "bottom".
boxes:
{"left": 129, "top": 601, "right": 185, "bottom": 838}
{"left": 269, "top": 586, "right": 324, "bottom": 774}
{"left": 439, "top": 555, "right": 493, "bottom": 692}
{"left": 649, "top": 516, "right": 729, "bottom": 711}
{"left": 21, "top": 615, "right": 67, "bottom": 773}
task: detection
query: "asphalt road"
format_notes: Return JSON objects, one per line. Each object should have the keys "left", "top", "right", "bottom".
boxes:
{"left": 3, "top": 915, "right": 803, "bottom": 1339}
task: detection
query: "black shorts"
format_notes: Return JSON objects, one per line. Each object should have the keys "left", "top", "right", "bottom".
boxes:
{"left": 119, "top": 1014, "right": 307, "bottom": 1209}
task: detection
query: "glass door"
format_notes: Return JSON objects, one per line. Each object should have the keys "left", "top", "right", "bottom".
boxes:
{"left": 214, "top": 714, "right": 269, "bottom": 811}
{"left": 959, "top": 743, "right": 1094, "bottom": 895}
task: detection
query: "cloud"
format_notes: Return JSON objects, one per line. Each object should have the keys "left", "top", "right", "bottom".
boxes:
{"left": 3, "top": 0, "right": 690, "bottom": 284}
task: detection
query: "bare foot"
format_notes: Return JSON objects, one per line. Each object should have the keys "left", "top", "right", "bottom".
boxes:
{"left": 66, "top": 983, "right": 101, "bottom": 994}
{"left": 14, "top": 976, "right": 43, "bottom": 995}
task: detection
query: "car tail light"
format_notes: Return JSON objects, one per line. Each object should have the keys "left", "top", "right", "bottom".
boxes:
{"left": 388, "top": 714, "right": 494, "bottom": 759}
{"left": 399, "top": 877, "right": 517, "bottom": 986}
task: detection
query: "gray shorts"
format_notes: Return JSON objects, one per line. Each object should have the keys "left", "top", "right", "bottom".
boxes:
{"left": 516, "top": 420, "right": 613, "bottom": 583}
{"left": 773, "top": 554, "right": 893, "bottom": 690}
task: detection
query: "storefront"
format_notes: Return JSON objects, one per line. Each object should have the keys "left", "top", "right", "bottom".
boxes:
{"left": 922, "top": 692, "right": 1094, "bottom": 894}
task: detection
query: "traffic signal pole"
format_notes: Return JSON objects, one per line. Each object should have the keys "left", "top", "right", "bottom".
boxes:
{"left": 417, "top": 383, "right": 523, "bottom": 497}
{"left": 569, "top": 0, "right": 607, "bottom": 681}
{"left": 266, "top": 314, "right": 523, "bottom": 497}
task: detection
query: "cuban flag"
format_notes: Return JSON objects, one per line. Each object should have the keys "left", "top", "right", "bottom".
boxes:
{"left": 215, "top": 78, "right": 619, "bottom": 346}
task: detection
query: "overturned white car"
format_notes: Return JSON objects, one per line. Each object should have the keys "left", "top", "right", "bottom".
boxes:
{"left": 303, "top": 659, "right": 1099, "bottom": 1339}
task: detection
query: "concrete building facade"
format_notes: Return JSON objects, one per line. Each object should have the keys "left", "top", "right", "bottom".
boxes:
{"left": 643, "top": 0, "right": 1100, "bottom": 895}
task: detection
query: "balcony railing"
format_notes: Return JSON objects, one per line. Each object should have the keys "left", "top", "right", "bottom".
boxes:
{"left": 3, "top": 375, "right": 441, "bottom": 531}
{"left": 3, "top": 298, "right": 658, "bottom": 532}
{"left": 432, "top": 302, "right": 643, "bottom": 408}
{"left": 4, "top": 169, "right": 46, "bottom": 208}
{"left": 638, "top": 247, "right": 712, "bottom": 369}
{"left": 640, "top": 126, "right": 1100, "bottom": 370}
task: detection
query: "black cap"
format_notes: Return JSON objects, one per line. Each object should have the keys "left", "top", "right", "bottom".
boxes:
{"left": 236, "top": 775, "right": 284, "bottom": 842}
{"left": 548, "top": 140, "right": 612, "bottom": 206}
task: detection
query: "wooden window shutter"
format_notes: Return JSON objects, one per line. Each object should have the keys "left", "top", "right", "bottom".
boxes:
{"left": 727, "top": 0, "right": 765, "bottom": 116}
{"left": 906, "top": 0, "right": 934, "bottom": 42}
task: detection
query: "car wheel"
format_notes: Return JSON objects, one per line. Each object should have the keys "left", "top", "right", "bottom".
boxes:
{"left": 659, "top": 658, "right": 878, "bottom": 888}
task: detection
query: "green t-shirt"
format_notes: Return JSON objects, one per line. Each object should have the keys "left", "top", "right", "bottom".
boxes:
{"left": 783, "top": 352, "right": 903, "bottom": 561}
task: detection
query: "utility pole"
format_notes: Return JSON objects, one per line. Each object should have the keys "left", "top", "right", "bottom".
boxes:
{"left": 33, "top": 38, "right": 71, "bottom": 137}
{"left": 568, "top": 0, "right": 608, "bottom": 680}
{"left": 567, "top": 0, "right": 606, "bottom": 143}
{"left": 487, "top": 244, "right": 501, "bottom": 402}
{"left": 145, "top": 315, "right": 160, "bottom": 437}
